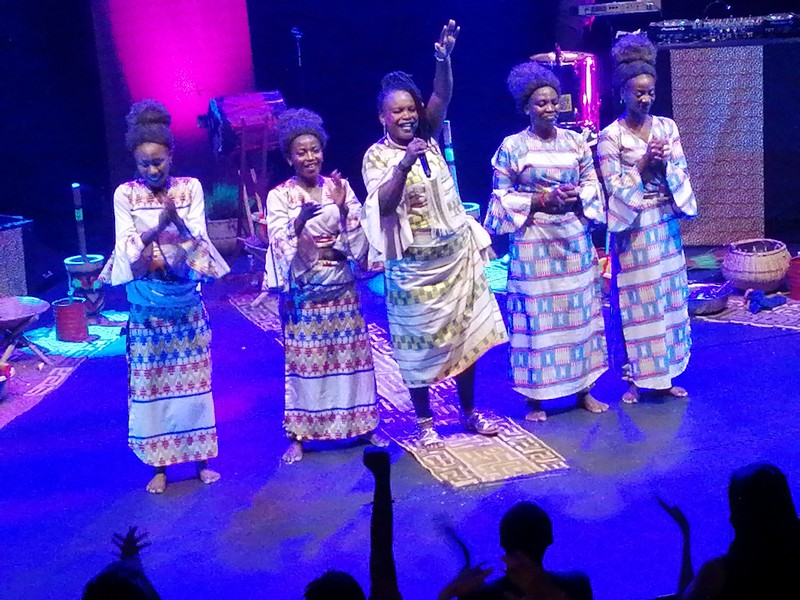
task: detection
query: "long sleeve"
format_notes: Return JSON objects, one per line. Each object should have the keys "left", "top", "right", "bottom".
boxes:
{"left": 110, "top": 185, "right": 146, "bottom": 285}
{"left": 660, "top": 119, "right": 698, "bottom": 219}
{"left": 266, "top": 184, "right": 318, "bottom": 289}
{"left": 332, "top": 179, "right": 370, "bottom": 263}
{"left": 597, "top": 124, "right": 646, "bottom": 232}
{"left": 484, "top": 141, "right": 534, "bottom": 235}
{"left": 576, "top": 136, "right": 606, "bottom": 225}
{"left": 361, "top": 143, "right": 413, "bottom": 262}
{"left": 181, "top": 179, "right": 231, "bottom": 280}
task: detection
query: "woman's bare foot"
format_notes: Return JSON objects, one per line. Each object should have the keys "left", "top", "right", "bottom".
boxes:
{"left": 622, "top": 384, "right": 640, "bottom": 404}
{"left": 196, "top": 461, "right": 220, "bottom": 485}
{"left": 146, "top": 470, "right": 167, "bottom": 494}
{"left": 579, "top": 391, "right": 609, "bottom": 414}
{"left": 525, "top": 409, "right": 547, "bottom": 422}
{"left": 661, "top": 386, "right": 688, "bottom": 398}
{"left": 363, "top": 430, "right": 391, "bottom": 447}
{"left": 282, "top": 441, "right": 304, "bottom": 464}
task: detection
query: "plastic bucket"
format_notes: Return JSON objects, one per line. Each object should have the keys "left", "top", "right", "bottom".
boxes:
{"left": 64, "top": 254, "right": 105, "bottom": 315}
{"left": 53, "top": 297, "right": 89, "bottom": 342}
{"left": 789, "top": 256, "right": 800, "bottom": 301}
{"left": 462, "top": 202, "right": 481, "bottom": 221}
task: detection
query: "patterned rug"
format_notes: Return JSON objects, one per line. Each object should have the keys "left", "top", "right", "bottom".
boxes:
{"left": 0, "top": 311, "right": 128, "bottom": 428}
{"left": 229, "top": 291, "right": 568, "bottom": 487}
{"left": 695, "top": 294, "right": 800, "bottom": 331}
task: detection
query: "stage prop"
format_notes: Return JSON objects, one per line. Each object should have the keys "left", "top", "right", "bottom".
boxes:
{"left": 652, "top": 14, "right": 800, "bottom": 244}
{"left": 64, "top": 183, "right": 105, "bottom": 315}
{"left": 201, "top": 92, "right": 286, "bottom": 281}
{"left": 721, "top": 238, "right": 790, "bottom": 292}
{"left": 531, "top": 49, "right": 600, "bottom": 134}
{"left": 0, "top": 215, "right": 32, "bottom": 297}
{"left": 0, "top": 296, "right": 52, "bottom": 367}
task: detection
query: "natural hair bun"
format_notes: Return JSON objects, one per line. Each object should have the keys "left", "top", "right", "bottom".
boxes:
{"left": 611, "top": 34, "right": 656, "bottom": 68}
{"left": 611, "top": 34, "right": 658, "bottom": 90}
{"left": 126, "top": 99, "right": 172, "bottom": 130}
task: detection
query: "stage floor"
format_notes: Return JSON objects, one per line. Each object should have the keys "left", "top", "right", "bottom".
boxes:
{"left": 2, "top": 259, "right": 800, "bottom": 600}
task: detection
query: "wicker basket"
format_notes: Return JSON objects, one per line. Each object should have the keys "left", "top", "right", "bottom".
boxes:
{"left": 721, "top": 238, "right": 790, "bottom": 292}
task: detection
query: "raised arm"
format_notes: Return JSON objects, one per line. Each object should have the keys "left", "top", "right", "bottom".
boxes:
{"left": 425, "top": 20, "right": 459, "bottom": 136}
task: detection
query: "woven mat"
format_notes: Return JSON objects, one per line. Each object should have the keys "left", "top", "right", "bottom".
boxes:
{"left": 230, "top": 292, "right": 568, "bottom": 487}
{"left": 694, "top": 295, "right": 800, "bottom": 331}
{"left": 0, "top": 312, "right": 127, "bottom": 429}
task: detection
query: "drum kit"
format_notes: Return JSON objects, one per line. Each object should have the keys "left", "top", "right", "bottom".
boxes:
{"left": 530, "top": 48, "right": 601, "bottom": 135}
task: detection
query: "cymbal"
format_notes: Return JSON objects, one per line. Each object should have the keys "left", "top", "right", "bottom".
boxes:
{"left": 530, "top": 50, "right": 595, "bottom": 64}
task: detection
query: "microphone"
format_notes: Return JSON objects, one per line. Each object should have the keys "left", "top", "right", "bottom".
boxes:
{"left": 418, "top": 153, "right": 431, "bottom": 178}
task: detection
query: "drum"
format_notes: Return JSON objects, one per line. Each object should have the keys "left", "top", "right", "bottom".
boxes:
{"left": 530, "top": 50, "right": 600, "bottom": 132}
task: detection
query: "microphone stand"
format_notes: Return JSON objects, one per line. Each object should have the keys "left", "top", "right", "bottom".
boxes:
{"left": 291, "top": 27, "right": 305, "bottom": 104}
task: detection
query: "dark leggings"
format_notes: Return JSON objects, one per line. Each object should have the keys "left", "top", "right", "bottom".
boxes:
{"left": 409, "top": 363, "right": 476, "bottom": 419}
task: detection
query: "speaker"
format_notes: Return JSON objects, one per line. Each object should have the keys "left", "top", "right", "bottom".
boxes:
{"left": 665, "top": 41, "right": 800, "bottom": 244}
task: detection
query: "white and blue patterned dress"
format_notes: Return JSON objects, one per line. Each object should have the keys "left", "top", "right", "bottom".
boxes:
{"left": 485, "top": 127, "right": 608, "bottom": 401}
{"left": 597, "top": 116, "right": 697, "bottom": 389}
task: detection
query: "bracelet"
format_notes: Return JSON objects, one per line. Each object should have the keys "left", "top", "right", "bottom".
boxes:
{"left": 396, "top": 163, "right": 411, "bottom": 175}
{"left": 434, "top": 52, "right": 449, "bottom": 62}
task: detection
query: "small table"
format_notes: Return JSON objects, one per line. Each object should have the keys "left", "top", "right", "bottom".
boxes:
{"left": 0, "top": 296, "right": 52, "bottom": 365}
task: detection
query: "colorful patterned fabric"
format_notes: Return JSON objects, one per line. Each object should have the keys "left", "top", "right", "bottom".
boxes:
{"left": 282, "top": 281, "right": 379, "bottom": 440}
{"left": 597, "top": 117, "right": 697, "bottom": 388}
{"left": 267, "top": 176, "right": 379, "bottom": 440}
{"left": 485, "top": 127, "right": 608, "bottom": 400}
{"left": 106, "top": 176, "right": 230, "bottom": 285}
{"left": 107, "top": 176, "right": 227, "bottom": 467}
{"left": 362, "top": 137, "right": 508, "bottom": 388}
{"left": 127, "top": 294, "right": 218, "bottom": 466}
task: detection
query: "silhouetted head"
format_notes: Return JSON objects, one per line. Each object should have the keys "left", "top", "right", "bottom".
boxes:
{"left": 729, "top": 462, "right": 798, "bottom": 539}
{"left": 82, "top": 562, "right": 160, "bottom": 600}
{"left": 125, "top": 99, "right": 174, "bottom": 190}
{"left": 499, "top": 501, "right": 554, "bottom": 564}
{"left": 304, "top": 570, "right": 366, "bottom": 600}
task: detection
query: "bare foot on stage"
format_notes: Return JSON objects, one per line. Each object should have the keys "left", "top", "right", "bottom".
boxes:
{"left": 196, "top": 461, "right": 220, "bottom": 485}
{"left": 363, "top": 430, "right": 391, "bottom": 447}
{"left": 525, "top": 409, "right": 547, "bottom": 422}
{"left": 622, "top": 384, "right": 640, "bottom": 404}
{"left": 579, "top": 391, "right": 609, "bottom": 414}
{"left": 661, "top": 386, "right": 688, "bottom": 398}
{"left": 146, "top": 471, "right": 167, "bottom": 494}
{"left": 282, "top": 441, "right": 304, "bottom": 464}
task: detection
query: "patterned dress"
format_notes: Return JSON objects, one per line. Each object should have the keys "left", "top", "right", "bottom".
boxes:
{"left": 107, "top": 176, "right": 230, "bottom": 466}
{"left": 597, "top": 116, "right": 697, "bottom": 389}
{"left": 266, "top": 176, "right": 379, "bottom": 441}
{"left": 485, "top": 127, "right": 608, "bottom": 401}
{"left": 361, "top": 137, "right": 507, "bottom": 388}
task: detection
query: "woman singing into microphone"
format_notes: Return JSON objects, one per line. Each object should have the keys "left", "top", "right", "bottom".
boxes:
{"left": 361, "top": 20, "right": 507, "bottom": 449}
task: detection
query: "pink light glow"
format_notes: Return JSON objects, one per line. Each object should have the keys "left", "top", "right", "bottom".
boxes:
{"left": 105, "top": 0, "right": 255, "bottom": 145}
{"left": 579, "top": 55, "right": 600, "bottom": 132}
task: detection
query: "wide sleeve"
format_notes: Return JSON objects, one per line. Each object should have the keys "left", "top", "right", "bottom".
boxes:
{"left": 576, "top": 136, "right": 606, "bottom": 225}
{"left": 109, "top": 184, "right": 145, "bottom": 285}
{"left": 360, "top": 144, "right": 413, "bottom": 262}
{"left": 266, "top": 185, "right": 318, "bottom": 289}
{"left": 332, "top": 178, "right": 370, "bottom": 262}
{"left": 181, "top": 179, "right": 230, "bottom": 280}
{"left": 662, "top": 119, "right": 698, "bottom": 219}
{"left": 597, "top": 125, "right": 645, "bottom": 232}
{"left": 483, "top": 140, "right": 534, "bottom": 235}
